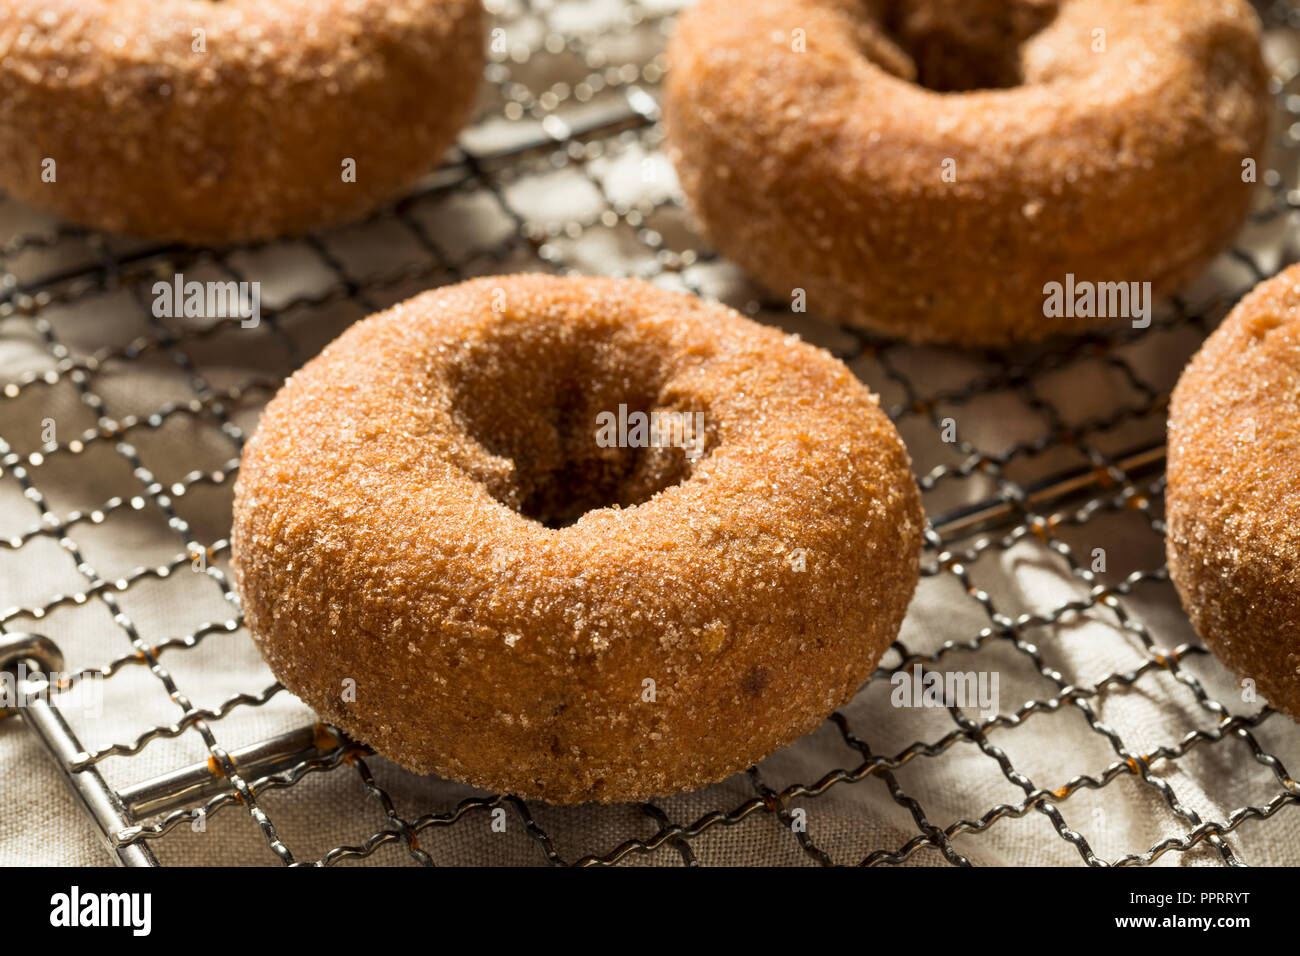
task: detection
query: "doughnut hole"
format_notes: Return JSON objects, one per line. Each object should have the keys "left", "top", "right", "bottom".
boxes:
{"left": 863, "top": 0, "right": 1061, "bottom": 92}
{"left": 446, "top": 323, "right": 710, "bottom": 528}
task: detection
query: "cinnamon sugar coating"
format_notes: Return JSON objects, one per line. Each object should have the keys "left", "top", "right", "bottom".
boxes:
{"left": 664, "top": 0, "right": 1269, "bottom": 345}
{"left": 0, "top": 0, "right": 483, "bottom": 242}
{"left": 231, "top": 275, "right": 924, "bottom": 803}
{"left": 1167, "top": 264, "right": 1300, "bottom": 721}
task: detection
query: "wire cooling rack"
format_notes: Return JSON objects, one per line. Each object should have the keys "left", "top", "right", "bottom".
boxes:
{"left": 1, "top": 0, "right": 1299, "bottom": 867}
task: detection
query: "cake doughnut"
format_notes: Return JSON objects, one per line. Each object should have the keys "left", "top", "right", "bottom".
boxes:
{"left": 0, "top": 0, "right": 483, "bottom": 243}
{"left": 1167, "top": 264, "right": 1300, "bottom": 721}
{"left": 231, "top": 274, "right": 924, "bottom": 804}
{"left": 663, "top": 0, "right": 1270, "bottom": 346}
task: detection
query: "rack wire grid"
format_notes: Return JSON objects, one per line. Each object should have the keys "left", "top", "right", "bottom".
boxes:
{"left": 1, "top": 0, "right": 1299, "bottom": 868}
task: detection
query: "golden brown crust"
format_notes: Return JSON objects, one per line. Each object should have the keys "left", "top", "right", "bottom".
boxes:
{"left": 1166, "top": 263, "right": 1300, "bottom": 721}
{"left": 231, "top": 274, "right": 924, "bottom": 803}
{"left": 0, "top": 0, "right": 483, "bottom": 243}
{"left": 663, "top": 0, "right": 1270, "bottom": 346}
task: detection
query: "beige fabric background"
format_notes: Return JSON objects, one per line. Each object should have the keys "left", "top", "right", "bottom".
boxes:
{"left": 1, "top": 0, "right": 1298, "bottom": 865}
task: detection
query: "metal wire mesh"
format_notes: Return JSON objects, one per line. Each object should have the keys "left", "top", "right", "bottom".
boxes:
{"left": 1, "top": 0, "right": 1299, "bottom": 866}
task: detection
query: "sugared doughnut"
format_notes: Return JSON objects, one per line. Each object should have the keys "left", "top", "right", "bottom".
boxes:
{"left": 231, "top": 274, "right": 924, "bottom": 804}
{"left": 1167, "top": 264, "right": 1300, "bottom": 721}
{"left": 0, "top": 0, "right": 483, "bottom": 243}
{"left": 664, "top": 0, "right": 1270, "bottom": 345}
